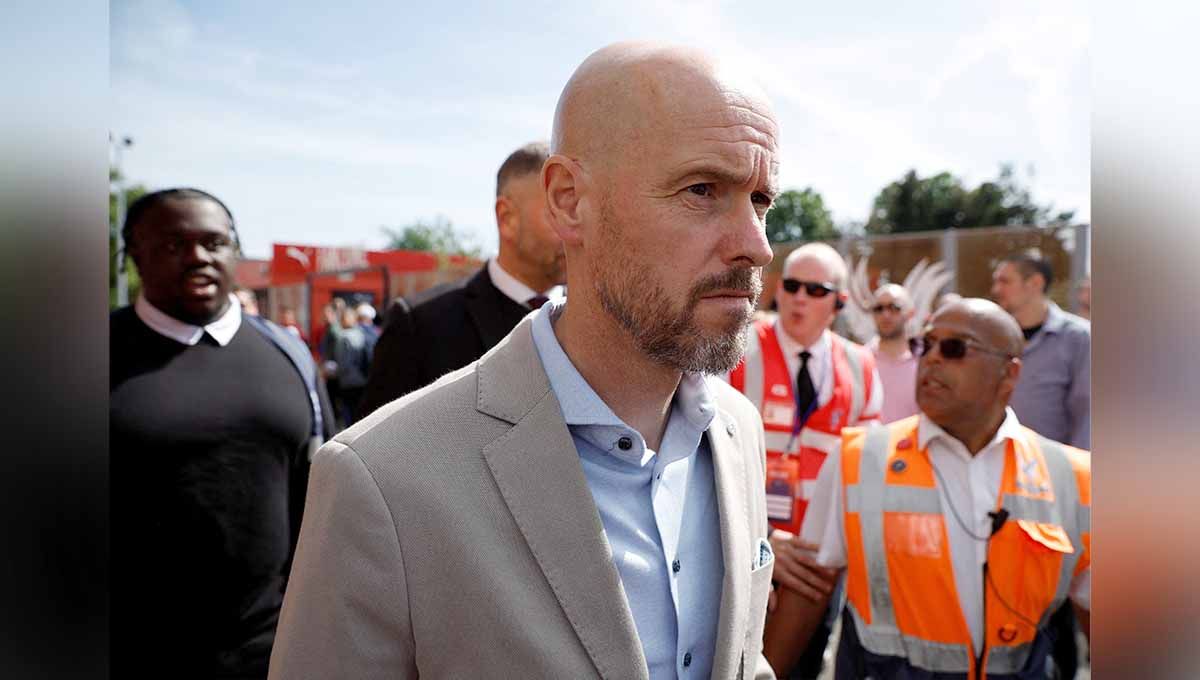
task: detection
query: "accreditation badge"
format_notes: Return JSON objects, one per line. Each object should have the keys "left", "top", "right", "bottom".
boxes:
{"left": 765, "top": 454, "right": 800, "bottom": 528}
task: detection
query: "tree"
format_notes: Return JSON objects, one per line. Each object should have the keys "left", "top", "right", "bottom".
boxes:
{"left": 381, "top": 216, "right": 481, "bottom": 258}
{"left": 765, "top": 187, "right": 839, "bottom": 243}
{"left": 110, "top": 169, "right": 147, "bottom": 308}
{"left": 865, "top": 164, "right": 1075, "bottom": 234}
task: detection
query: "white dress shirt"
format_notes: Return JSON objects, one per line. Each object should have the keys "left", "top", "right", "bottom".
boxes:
{"left": 800, "top": 408, "right": 1090, "bottom": 653}
{"left": 135, "top": 294, "right": 242, "bottom": 346}
{"left": 487, "top": 258, "right": 564, "bottom": 309}
{"left": 774, "top": 324, "right": 883, "bottom": 419}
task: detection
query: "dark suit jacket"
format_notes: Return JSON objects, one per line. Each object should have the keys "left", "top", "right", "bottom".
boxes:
{"left": 359, "top": 265, "right": 531, "bottom": 416}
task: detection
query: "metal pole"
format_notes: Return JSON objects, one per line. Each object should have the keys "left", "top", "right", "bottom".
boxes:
{"left": 112, "top": 134, "right": 133, "bottom": 306}
{"left": 1071, "top": 223, "right": 1090, "bottom": 314}
{"left": 941, "top": 227, "right": 959, "bottom": 293}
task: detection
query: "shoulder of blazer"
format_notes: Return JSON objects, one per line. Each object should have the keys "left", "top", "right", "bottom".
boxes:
{"left": 391, "top": 267, "right": 484, "bottom": 322}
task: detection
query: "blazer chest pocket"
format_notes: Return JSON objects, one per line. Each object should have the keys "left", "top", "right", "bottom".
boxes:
{"left": 745, "top": 538, "right": 774, "bottom": 661}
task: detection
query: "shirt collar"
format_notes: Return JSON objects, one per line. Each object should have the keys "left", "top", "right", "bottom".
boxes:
{"left": 917, "top": 407, "right": 1024, "bottom": 454}
{"left": 530, "top": 299, "right": 717, "bottom": 459}
{"left": 775, "top": 322, "right": 830, "bottom": 361}
{"left": 135, "top": 294, "right": 242, "bottom": 346}
{"left": 1040, "top": 300, "right": 1067, "bottom": 335}
{"left": 488, "top": 258, "right": 564, "bottom": 308}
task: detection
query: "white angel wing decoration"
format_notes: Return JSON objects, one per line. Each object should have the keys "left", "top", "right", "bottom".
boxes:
{"left": 902, "top": 258, "right": 955, "bottom": 337}
{"left": 839, "top": 256, "right": 956, "bottom": 342}
{"left": 840, "top": 257, "right": 878, "bottom": 343}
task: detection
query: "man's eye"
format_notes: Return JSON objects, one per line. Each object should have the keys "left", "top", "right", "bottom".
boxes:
{"left": 752, "top": 191, "right": 773, "bottom": 207}
{"left": 687, "top": 184, "right": 713, "bottom": 197}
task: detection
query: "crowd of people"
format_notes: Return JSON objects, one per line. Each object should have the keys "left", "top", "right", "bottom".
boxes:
{"left": 109, "top": 41, "right": 1091, "bottom": 680}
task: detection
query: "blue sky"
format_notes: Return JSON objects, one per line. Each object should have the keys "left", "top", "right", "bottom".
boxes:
{"left": 111, "top": 0, "right": 1089, "bottom": 260}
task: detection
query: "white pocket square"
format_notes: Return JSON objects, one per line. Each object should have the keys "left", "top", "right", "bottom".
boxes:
{"left": 753, "top": 537, "right": 774, "bottom": 571}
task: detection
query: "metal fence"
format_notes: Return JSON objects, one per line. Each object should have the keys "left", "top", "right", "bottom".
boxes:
{"left": 765, "top": 223, "right": 1090, "bottom": 311}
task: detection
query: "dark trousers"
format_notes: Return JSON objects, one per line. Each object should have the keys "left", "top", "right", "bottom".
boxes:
{"left": 337, "top": 386, "right": 365, "bottom": 428}
{"left": 1050, "top": 602, "right": 1079, "bottom": 679}
{"left": 785, "top": 622, "right": 833, "bottom": 680}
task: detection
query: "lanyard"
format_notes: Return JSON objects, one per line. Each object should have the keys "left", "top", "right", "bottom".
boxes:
{"left": 784, "top": 372, "right": 819, "bottom": 456}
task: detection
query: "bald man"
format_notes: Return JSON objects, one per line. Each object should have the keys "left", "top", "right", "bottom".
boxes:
{"left": 269, "top": 43, "right": 779, "bottom": 680}
{"left": 866, "top": 283, "right": 920, "bottom": 424}
{"left": 770, "top": 298, "right": 1091, "bottom": 679}
{"left": 729, "top": 243, "right": 882, "bottom": 678}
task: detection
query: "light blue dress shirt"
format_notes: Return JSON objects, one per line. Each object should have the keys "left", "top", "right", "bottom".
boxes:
{"left": 531, "top": 301, "right": 725, "bottom": 680}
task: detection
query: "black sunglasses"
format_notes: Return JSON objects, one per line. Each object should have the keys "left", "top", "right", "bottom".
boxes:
{"left": 871, "top": 302, "right": 903, "bottom": 314}
{"left": 781, "top": 278, "right": 836, "bottom": 297}
{"left": 917, "top": 335, "right": 1013, "bottom": 360}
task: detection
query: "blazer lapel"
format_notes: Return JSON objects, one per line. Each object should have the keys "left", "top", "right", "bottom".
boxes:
{"left": 477, "top": 320, "right": 648, "bottom": 680}
{"left": 464, "top": 266, "right": 529, "bottom": 349}
{"left": 708, "top": 408, "right": 752, "bottom": 680}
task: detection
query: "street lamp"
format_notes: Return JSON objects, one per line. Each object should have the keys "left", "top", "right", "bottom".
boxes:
{"left": 111, "top": 133, "right": 134, "bottom": 306}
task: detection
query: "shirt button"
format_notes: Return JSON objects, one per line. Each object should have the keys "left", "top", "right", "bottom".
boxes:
{"left": 683, "top": 652, "right": 692, "bottom": 667}
{"left": 672, "top": 559, "right": 681, "bottom": 574}
{"left": 726, "top": 422, "right": 736, "bottom": 437}
{"left": 617, "top": 436, "right": 633, "bottom": 451}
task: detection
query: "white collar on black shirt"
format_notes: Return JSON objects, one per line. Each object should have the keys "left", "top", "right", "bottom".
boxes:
{"left": 134, "top": 294, "right": 242, "bottom": 346}
{"left": 487, "top": 258, "right": 564, "bottom": 308}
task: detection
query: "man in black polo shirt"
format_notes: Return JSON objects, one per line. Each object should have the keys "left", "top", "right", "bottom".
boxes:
{"left": 110, "top": 188, "right": 333, "bottom": 678}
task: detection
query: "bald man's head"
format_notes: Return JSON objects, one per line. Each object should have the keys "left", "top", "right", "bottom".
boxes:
{"left": 551, "top": 42, "right": 775, "bottom": 171}
{"left": 872, "top": 283, "right": 914, "bottom": 340}
{"left": 927, "top": 297, "right": 1024, "bottom": 357}
{"left": 782, "top": 243, "right": 847, "bottom": 288}
{"left": 541, "top": 41, "right": 778, "bottom": 373}
{"left": 917, "top": 297, "right": 1023, "bottom": 437}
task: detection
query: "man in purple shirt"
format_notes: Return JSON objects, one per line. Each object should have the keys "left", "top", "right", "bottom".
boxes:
{"left": 992, "top": 249, "right": 1091, "bottom": 449}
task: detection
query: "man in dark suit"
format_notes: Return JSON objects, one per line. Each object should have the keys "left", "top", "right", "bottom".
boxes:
{"left": 359, "top": 142, "right": 565, "bottom": 415}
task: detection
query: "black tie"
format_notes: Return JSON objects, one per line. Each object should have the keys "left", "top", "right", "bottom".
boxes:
{"left": 198, "top": 331, "right": 221, "bottom": 347}
{"left": 526, "top": 295, "right": 549, "bottom": 310}
{"left": 795, "top": 350, "right": 816, "bottom": 422}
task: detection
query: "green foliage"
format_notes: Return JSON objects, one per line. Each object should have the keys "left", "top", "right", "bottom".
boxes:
{"left": 765, "top": 188, "right": 839, "bottom": 243}
{"left": 865, "top": 164, "right": 1075, "bottom": 234}
{"left": 381, "top": 216, "right": 481, "bottom": 258}
{"left": 110, "top": 169, "right": 147, "bottom": 308}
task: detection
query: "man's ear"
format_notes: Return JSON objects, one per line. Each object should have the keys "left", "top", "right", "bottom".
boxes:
{"left": 495, "top": 195, "right": 518, "bottom": 245}
{"left": 543, "top": 154, "right": 586, "bottom": 247}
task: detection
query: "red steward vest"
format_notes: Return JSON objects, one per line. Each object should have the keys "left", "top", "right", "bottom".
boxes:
{"left": 730, "top": 320, "right": 877, "bottom": 534}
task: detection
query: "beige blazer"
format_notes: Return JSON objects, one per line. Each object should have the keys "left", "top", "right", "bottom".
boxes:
{"left": 269, "top": 317, "right": 776, "bottom": 680}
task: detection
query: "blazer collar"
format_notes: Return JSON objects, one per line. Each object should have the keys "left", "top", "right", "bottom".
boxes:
{"left": 707, "top": 406, "right": 753, "bottom": 680}
{"left": 477, "top": 320, "right": 649, "bottom": 680}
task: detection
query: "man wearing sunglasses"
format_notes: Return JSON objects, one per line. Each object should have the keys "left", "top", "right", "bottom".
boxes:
{"left": 729, "top": 242, "right": 882, "bottom": 678}
{"left": 772, "top": 297, "right": 1091, "bottom": 679}
{"left": 865, "top": 283, "right": 920, "bottom": 424}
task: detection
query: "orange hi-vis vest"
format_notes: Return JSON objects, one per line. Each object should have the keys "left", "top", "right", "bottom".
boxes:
{"left": 730, "top": 320, "right": 877, "bottom": 534}
{"left": 838, "top": 417, "right": 1092, "bottom": 680}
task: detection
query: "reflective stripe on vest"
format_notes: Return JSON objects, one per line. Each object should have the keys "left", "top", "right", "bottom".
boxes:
{"left": 741, "top": 323, "right": 765, "bottom": 412}
{"left": 843, "top": 421, "right": 1089, "bottom": 678}
{"left": 1036, "top": 436, "right": 1083, "bottom": 630}
{"left": 835, "top": 334, "right": 866, "bottom": 424}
